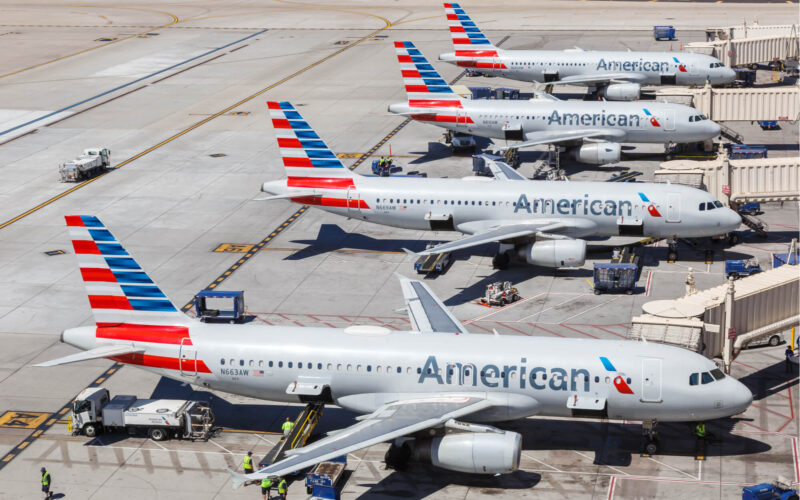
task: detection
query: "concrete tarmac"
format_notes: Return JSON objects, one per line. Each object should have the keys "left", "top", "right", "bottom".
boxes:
{"left": 0, "top": 1, "right": 797, "bottom": 499}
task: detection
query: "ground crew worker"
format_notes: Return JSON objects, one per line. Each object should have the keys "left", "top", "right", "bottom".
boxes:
{"left": 695, "top": 422, "right": 707, "bottom": 440}
{"left": 786, "top": 347, "right": 795, "bottom": 373}
{"left": 277, "top": 477, "right": 288, "bottom": 499}
{"left": 378, "top": 156, "right": 386, "bottom": 168}
{"left": 386, "top": 157, "right": 393, "bottom": 168}
{"left": 281, "top": 417, "right": 294, "bottom": 436}
{"left": 40, "top": 467, "right": 52, "bottom": 499}
{"left": 261, "top": 477, "right": 272, "bottom": 500}
{"left": 243, "top": 451, "right": 254, "bottom": 474}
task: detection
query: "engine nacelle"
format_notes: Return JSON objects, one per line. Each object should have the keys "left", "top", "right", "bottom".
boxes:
{"left": 519, "top": 239, "right": 586, "bottom": 268}
{"left": 411, "top": 431, "right": 522, "bottom": 474}
{"left": 569, "top": 143, "right": 621, "bottom": 165}
{"left": 599, "top": 83, "right": 641, "bottom": 101}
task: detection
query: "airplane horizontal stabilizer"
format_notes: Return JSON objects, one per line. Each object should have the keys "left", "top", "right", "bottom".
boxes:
{"left": 254, "top": 190, "right": 319, "bottom": 201}
{"left": 35, "top": 345, "right": 146, "bottom": 367}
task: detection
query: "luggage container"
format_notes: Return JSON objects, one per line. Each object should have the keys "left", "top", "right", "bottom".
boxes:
{"left": 653, "top": 25, "right": 676, "bottom": 40}
{"left": 194, "top": 290, "right": 246, "bottom": 323}
{"left": 729, "top": 145, "right": 768, "bottom": 159}
{"left": 593, "top": 263, "right": 638, "bottom": 295}
{"left": 305, "top": 456, "right": 346, "bottom": 500}
{"left": 469, "top": 86, "right": 492, "bottom": 99}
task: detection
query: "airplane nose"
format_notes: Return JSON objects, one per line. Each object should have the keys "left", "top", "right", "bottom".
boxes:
{"left": 439, "top": 51, "right": 456, "bottom": 63}
{"left": 707, "top": 120, "right": 721, "bottom": 139}
{"left": 730, "top": 379, "right": 753, "bottom": 414}
{"left": 388, "top": 102, "right": 410, "bottom": 115}
{"left": 723, "top": 208, "right": 742, "bottom": 232}
{"left": 724, "top": 68, "right": 736, "bottom": 83}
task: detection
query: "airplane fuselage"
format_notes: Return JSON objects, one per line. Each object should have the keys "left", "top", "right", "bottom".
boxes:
{"left": 64, "top": 323, "right": 752, "bottom": 423}
{"left": 440, "top": 49, "right": 736, "bottom": 86}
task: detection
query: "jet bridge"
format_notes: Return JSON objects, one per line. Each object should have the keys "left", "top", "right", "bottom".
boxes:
{"left": 630, "top": 263, "right": 799, "bottom": 372}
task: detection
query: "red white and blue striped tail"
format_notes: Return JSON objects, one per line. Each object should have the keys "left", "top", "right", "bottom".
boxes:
{"left": 443, "top": 3, "right": 499, "bottom": 56}
{"left": 65, "top": 215, "right": 192, "bottom": 327}
{"left": 267, "top": 101, "right": 354, "bottom": 183}
{"left": 395, "top": 41, "right": 461, "bottom": 106}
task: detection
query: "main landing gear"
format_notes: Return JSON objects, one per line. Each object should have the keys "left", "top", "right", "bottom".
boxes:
{"left": 492, "top": 251, "right": 511, "bottom": 270}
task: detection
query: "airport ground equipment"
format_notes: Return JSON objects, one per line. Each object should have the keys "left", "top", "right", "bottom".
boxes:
{"left": 653, "top": 26, "right": 676, "bottom": 40}
{"left": 741, "top": 478, "right": 799, "bottom": 500}
{"left": 732, "top": 68, "right": 757, "bottom": 87}
{"left": 305, "top": 455, "right": 346, "bottom": 499}
{"left": 737, "top": 202, "right": 761, "bottom": 215}
{"left": 414, "top": 244, "right": 451, "bottom": 274}
{"left": 194, "top": 290, "right": 245, "bottom": 323}
{"left": 772, "top": 239, "right": 798, "bottom": 268}
{"left": 729, "top": 145, "right": 768, "bottom": 159}
{"left": 758, "top": 120, "right": 779, "bottom": 130}
{"left": 606, "top": 170, "right": 642, "bottom": 183}
{"left": 260, "top": 402, "right": 325, "bottom": 469}
{"left": 481, "top": 282, "right": 520, "bottom": 306}
{"left": 451, "top": 132, "right": 476, "bottom": 153}
{"left": 725, "top": 258, "right": 762, "bottom": 279}
{"left": 469, "top": 86, "right": 492, "bottom": 99}
{"left": 593, "top": 262, "right": 638, "bottom": 295}
{"left": 371, "top": 159, "right": 390, "bottom": 177}
{"left": 59, "top": 148, "right": 110, "bottom": 182}
{"left": 70, "top": 387, "right": 215, "bottom": 441}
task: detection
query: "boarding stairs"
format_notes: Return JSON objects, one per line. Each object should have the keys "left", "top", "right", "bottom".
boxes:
{"left": 259, "top": 402, "right": 325, "bottom": 468}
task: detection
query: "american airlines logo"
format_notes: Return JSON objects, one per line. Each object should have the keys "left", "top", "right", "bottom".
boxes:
{"left": 673, "top": 56, "right": 687, "bottom": 73}
{"left": 547, "top": 110, "right": 642, "bottom": 128}
{"left": 638, "top": 192, "right": 662, "bottom": 217}
{"left": 643, "top": 108, "right": 660, "bottom": 127}
{"left": 596, "top": 58, "right": 671, "bottom": 73}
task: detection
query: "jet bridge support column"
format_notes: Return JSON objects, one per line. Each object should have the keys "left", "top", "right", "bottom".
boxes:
{"left": 722, "top": 278, "right": 736, "bottom": 374}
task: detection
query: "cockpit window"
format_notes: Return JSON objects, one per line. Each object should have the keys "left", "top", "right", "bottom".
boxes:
{"left": 701, "top": 372, "right": 714, "bottom": 384}
{"left": 713, "top": 201, "right": 723, "bottom": 208}
{"left": 710, "top": 368, "right": 725, "bottom": 380}
{"left": 689, "top": 373, "right": 699, "bottom": 386}
{"left": 699, "top": 203, "right": 705, "bottom": 211}
{"left": 706, "top": 202, "right": 715, "bottom": 210}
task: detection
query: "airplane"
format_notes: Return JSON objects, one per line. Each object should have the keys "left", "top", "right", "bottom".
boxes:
{"left": 388, "top": 41, "right": 722, "bottom": 165}
{"left": 260, "top": 101, "right": 741, "bottom": 269}
{"left": 438, "top": 3, "right": 736, "bottom": 100}
{"left": 39, "top": 215, "right": 753, "bottom": 487}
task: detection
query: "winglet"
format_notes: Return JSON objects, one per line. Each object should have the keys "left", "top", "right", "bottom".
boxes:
{"left": 226, "top": 469, "right": 249, "bottom": 490}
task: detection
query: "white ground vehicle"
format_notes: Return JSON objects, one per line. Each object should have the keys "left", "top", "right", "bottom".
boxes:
{"left": 451, "top": 132, "right": 476, "bottom": 153}
{"left": 480, "top": 281, "right": 520, "bottom": 306}
{"left": 59, "top": 148, "right": 111, "bottom": 182}
{"left": 70, "top": 387, "right": 215, "bottom": 441}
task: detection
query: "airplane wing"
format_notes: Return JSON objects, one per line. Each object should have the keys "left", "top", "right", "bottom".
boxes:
{"left": 397, "top": 275, "right": 469, "bottom": 335}
{"left": 485, "top": 159, "right": 527, "bottom": 181}
{"left": 412, "top": 222, "right": 566, "bottom": 256}
{"left": 498, "top": 129, "right": 627, "bottom": 151}
{"left": 226, "top": 395, "right": 491, "bottom": 488}
{"left": 548, "top": 72, "right": 648, "bottom": 86}
{"left": 34, "top": 345, "right": 146, "bottom": 367}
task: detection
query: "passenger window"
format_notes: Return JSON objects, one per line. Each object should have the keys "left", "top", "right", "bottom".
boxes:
{"left": 337, "top": 363, "right": 342, "bottom": 371}
{"left": 347, "top": 364, "right": 352, "bottom": 371}
{"left": 689, "top": 373, "right": 698, "bottom": 385}
{"left": 710, "top": 368, "right": 725, "bottom": 380}
{"left": 356, "top": 365, "right": 362, "bottom": 372}
{"left": 239, "top": 359, "right": 244, "bottom": 366}
{"left": 249, "top": 360, "right": 254, "bottom": 367}
{"left": 288, "top": 362, "right": 293, "bottom": 368}
{"left": 230, "top": 359, "right": 234, "bottom": 366}
{"left": 269, "top": 361, "right": 274, "bottom": 367}
{"left": 327, "top": 363, "right": 332, "bottom": 370}
{"left": 317, "top": 363, "right": 321, "bottom": 369}
{"left": 701, "top": 372, "right": 714, "bottom": 384}
{"left": 220, "top": 358, "right": 225, "bottom": 365}
{"left": 259, "top": 360, "right": 263, "bottom": 367}
{"left": 367, "top": 365, "right": 372, "bottom": 372}
{"left": 397, "top": 367, "right": 402, "bottom": 374}
{"left": 278, "top": 361, "right": 283, "bottom": 368}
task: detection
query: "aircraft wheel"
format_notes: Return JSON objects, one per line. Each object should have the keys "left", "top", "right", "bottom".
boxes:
{"left": 727, "top": 233, "right": 740, "bottom": 245}
{"left": 645, "top": 441, "right": 658, "bottom": 455}
{"left": 384, "top": 443, "right": 410, "bottom": 471}
{"left": 492, "top": 252, "right": 510, "bottom": 270}
{"left": 667, "top": 251, "right": 678, "bottom": 262}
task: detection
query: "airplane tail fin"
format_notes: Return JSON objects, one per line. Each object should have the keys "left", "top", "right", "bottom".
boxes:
{"left": 443, "top": 3, "right": 498, "bottom": 54}
{"left": 267, "top": 101, "right": 356, "bottom": 184}
{"left": 65, "top": 215, "right": 193, "bottom": 327}
{"left": 394, "top": 41, "right": 462, "bottom": 108}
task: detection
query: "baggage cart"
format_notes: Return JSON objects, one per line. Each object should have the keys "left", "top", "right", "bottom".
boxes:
{"left": 593, "top": 263, "right": 638, "bottom": 295}
{"left": 653, "top": 26, "right": 676, "bottom": 40}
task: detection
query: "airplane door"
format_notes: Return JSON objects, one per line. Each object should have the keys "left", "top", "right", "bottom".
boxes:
{"left": 666, "top": 193, "right": 681, "bottom": 222}
{"left": 663, "top": 109, "right": 675, "bottom": 131}
{"left": 346, "top": 186, "right": 361, "bottom": 217}
{"left": 641, "top": 358, "right": 662, "bottom": 402}
{"left": 179, "top": 338, "right": 197, "bottom": 376}
{"left": 456, "top": 109, "right": 467, "bottom": 128}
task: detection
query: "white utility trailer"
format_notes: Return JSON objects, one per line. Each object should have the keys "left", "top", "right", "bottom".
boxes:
{"left": 70, "top": 387, "right": 215, "bottom": 441}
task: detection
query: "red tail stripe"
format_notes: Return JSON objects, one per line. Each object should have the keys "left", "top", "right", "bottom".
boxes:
{"left": 397, "top": 55, "right": 414, "bottom": 63}
{"left": 267, "top": 101, "right": 282, "bottom": 109}
{"left": 290, "top": 196, "right": 369, "bottom": 209}
{"left": 449, "top": 26, "right": 465, "bottom": 32}
{"left": 72, "top": 240, "right": 101, "bottom": 255}
{"left": 452, "top": 38, "right": 475, "bottom": 45}
{"left": 409, "top": 99, "right": 462, "bottom": 108}
{"left": 455, "top": 50, "right": 498, "bottom": 57}
{"left": 405, "top": 85, "right": 432, "bottom": 93}
{"left": 444, "top": 3, "right": 453, "bottom": 8}
{"left": 401, "top": 70, "right": 421, "bottom": 78}
{"left": 88, "top": 295, "right": 132, "bottom": 310}
{"left": 110, "top": 353, "right": 212, "bottom": 374}
{"left": 288, "top": 177, "right": 354, "bottom": 189}
{"left": 80, "top": 268, "right": 117, "bottom": 283}
{"left": 97, "top": 324, "right": 191, "bottom": 345}
{"left": 393, "top": 41, "right": 405, "bottom": 48}
{"left": 65, "top": 215, "right": 85, "bottom": 227}
{"left": 272, "top": 118, "right": 291, "bottom": 129}
{"left": 277, "top": 137, "right": 303, "bottom": 148}
{"left": 446, "top": 14, "right": 459, "bottom": 20}
{"left": 283, "top": 157, "right": 314, "bottom": 168}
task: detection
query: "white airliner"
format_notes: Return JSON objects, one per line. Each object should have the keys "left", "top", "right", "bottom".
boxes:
{"left": 260, "top": 101, "right": 740, "bottom": 269}
{"left": 39, "top": 215, "right": 752, "bottom": 486}
{"left": 438, "top": 3, "right": 736, "bottom": 100}
{"left": 388, "top": 42, "right": 721, "bottom": 164}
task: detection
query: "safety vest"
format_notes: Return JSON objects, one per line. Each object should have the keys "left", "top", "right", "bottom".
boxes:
{"left": 41, "top": 472, "right": 50, "bottom": 486}
{"left": 282, "top": 421, "right": 294, "bottom": 433}
{"left": 696, "top": 424, "right": 706, "bottom": 438}
{"left": 243, "top": 455, "right": 253, "bottom": 469}
{"left": 278, "top": 479, "right": 287, "bottom": 493}
{"left": 261, "top": 478, "right": 272, "bottom": 488}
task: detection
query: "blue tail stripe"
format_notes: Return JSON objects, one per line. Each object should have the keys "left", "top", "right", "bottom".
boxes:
{"left": 121, "top": 285, "right": 166, "bottom": 298}
{"left": 310, "top": 159, "right": 344, "bottom": 168}
{"left": 305, "top": 150, "right": 337, "bottom": 159}
{"left": 294, "top": 130, "right": 320, "bottom": 140}
{"left": 278, "top": 102, "right": 293, "bottom": 109}
{"left": 105, "top": 257, "right": 139, "bottom": 269}
{"left": 111, "top": 271, "right": 154, "bottom": 283}
{"left": 129, "top": 299, "right": 177, "bottom": 312}
{"left": 96, "top": 243, "right": 128, "bottom": 256}
{"left": 80, "top": 216, "right": 104, "bottom": 227}
{"left": 88, "top": 229, "right": 115, "bottom": 241}
{"left": 414, "top": 64, "right": 436, "bottom": 71}
{"left": 283, "top": 111, "right": 303, "bottom": 120}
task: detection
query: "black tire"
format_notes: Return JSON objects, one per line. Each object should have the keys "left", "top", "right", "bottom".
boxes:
{"left": 594, "top": 289, "right": 601, "bottom": 295}
{"left": 83, "top": 424, "right": 98, "bottom": 437}
{"left": 728, "top": 233, "right": 740, "bottom": 245}
{"left": 729, "top": 272, "right": 739, "bottom": 280}
{"left": 667, "top": 251, "right": 678, "bottom": 262}
{"left": 626, "top": 289, "right": 633, "bottom": 295}
{"left": 384, "top": 443, "right": 410, "bottom": 471}
{"left": 645, "top": 441, "right": 658, "bottom": 455}
{"left": 149, "top": 427, "right": 169, "bottom": 441}
{"left": 768, "top": 335, "right": 780, "bottom": 347}
{"left": 492, "top": 252, "right": 510, "bottom": 270}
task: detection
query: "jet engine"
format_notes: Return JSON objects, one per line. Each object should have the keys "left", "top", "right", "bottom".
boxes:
{"left": 568, "top": 142, "right": 621, "bottom": 165}
{"left": 518, "top": 239, "right": 586, "bottom": 268}
{"left": 599, "top": 83, "right": 641, "bottom": 101}
{"left": 410, "top": 431, "right": 522, "bottom": 474}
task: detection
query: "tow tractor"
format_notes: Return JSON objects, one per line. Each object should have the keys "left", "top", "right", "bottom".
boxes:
{"left": 725, "top": 258, "right": 762, "bottom": 280}
{"left": 69, "top": 387, "right": 216, "bottom": 441}
{"left": 480, "top": 281, "right": 520, "bottom": 306}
